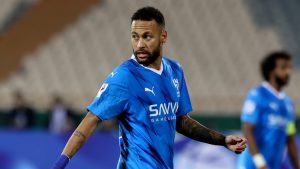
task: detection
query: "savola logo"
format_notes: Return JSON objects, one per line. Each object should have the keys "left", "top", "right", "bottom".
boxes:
{"left": 149, "top": 102, "right": 179, "bottom": 117}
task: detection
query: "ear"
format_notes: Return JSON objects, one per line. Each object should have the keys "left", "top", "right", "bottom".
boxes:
{"left": 161, "top": 30, "right": 167, "bottom": 43}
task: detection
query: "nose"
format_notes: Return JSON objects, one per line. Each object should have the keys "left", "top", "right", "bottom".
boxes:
{"left": 137, "top": 39, "right": 146, "bottom": 48}
{"left": 286, "top": 68, "right": 292, "bottom": 76}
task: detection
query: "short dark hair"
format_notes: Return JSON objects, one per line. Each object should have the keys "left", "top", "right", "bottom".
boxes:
{"left": 131, "top": 6, "right": 165, "bottom": 28}
{"left": 260, "top": 51, "right": 291, "bottom": 81}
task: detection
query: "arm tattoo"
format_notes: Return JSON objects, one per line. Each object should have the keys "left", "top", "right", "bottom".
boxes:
{"left": 176, "top": 115, "right": 226, "bottom": 146}
{"left": 68, "top": 130, "right": 87, "bottom": 157}
{"left": 73, "top": 130, "right": 87, "bottom": 140}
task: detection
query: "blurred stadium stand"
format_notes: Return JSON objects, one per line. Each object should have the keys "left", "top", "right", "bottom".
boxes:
{"left": 0, "top": 0, "right": 38, "bottom": 34}
{"left": 0, "top": 0, "right": 300, "bottom": 119}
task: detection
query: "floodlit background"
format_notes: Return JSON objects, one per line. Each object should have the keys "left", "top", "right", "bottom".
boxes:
{"left": 0, "top": 0, "right": 299, "bottom": 168}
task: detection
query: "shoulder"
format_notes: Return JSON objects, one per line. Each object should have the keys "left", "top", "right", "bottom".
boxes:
{"left": 163, "top": 57, "right": 184, "bottom": 72}
{"left": 245, "top": 85, "right": 265, "bottom": 101}
{"left": 242, "top": 85, "right": 265, "bottom": 114}
{"left": 105, "top": 61, "right": 131, "bottom": 84}
{"left": 163, "top": 57, "right": 182, "bottom": 68}
{"left": 284, "top": 94, "right": 294, "bottom": 105}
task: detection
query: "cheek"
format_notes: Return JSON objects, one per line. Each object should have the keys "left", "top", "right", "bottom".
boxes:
{"left": 276, "top": 70, "right": 288, "bottom": 78}
{"left": 149, "top": 40, "right": 161, "bottom": 49}
{"left": 131, "top": 41, "right": 137, "bottom": 49}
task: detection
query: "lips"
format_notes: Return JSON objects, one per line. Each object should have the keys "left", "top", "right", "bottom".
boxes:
{"left": 137, "top": 53, "right": 149, "bottom": 59}
{"left": 136, "top": 51, "right": 150, "bottom": 59}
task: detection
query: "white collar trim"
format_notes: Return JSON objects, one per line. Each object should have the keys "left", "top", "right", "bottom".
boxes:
{"left": 262, "top": 81, "right": 285, "bottom": 99}
{"left": 130, "top": 54, "right": 163, "bottom": 75}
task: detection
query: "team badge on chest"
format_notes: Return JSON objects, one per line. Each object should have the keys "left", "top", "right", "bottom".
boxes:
{"left": 172, "top": 78, "right": 180, "bottom": 97}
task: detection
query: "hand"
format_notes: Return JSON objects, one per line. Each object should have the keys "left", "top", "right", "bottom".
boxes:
{"left": 259, "top": 166, "right": 267, "bottom": 169}
{"left": 225, "top": 135, "right": 247, "bottom": 154}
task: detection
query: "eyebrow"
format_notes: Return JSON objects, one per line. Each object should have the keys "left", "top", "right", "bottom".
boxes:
{"left": 131, "top": 31, "right": 152, "bottom": 35}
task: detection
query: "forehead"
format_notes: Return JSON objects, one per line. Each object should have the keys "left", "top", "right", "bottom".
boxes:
{"left": 131, "top": 20, "right": 160, "bottom": 33}
{"left": 275, "top": 58, "right": 291, "bottom": 68}
{"left": 276, "top": 58, "right": 290, "bottom": 65}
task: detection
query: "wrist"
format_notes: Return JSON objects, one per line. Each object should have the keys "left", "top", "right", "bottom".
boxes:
{"left": 222, "top": 135, "right": 227, "bottom": 147}
{"left": 52, "top": 154, "right": 70, "bottom": 169}
{"left": 253, "top": 153, "right": 266, "bottom": 168}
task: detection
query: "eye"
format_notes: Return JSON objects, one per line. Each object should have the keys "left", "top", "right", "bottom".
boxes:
{"left": 146, "top": 35, "right": 152, "bottom": 40}
{"left": 143, "top": 34, "right": 152, "bottom": 41}
{"left": 131, "top": 34, "right": 139, "bottom": 41}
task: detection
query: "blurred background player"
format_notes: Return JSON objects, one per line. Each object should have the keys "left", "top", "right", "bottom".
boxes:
{"left": 9, "top": 91, "right": 35, "bottom": 129}
{"left": 52, "top": 6, "right": 247, "bottom": 169}
{"left": 48, "top": 95, "right": 75, "bottom": 134}
{"left": 238, "top": 51, "right": 299, "bottom": 169}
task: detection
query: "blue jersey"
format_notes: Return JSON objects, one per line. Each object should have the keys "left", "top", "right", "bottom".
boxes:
{"left": 87, "top": 56, "right": 192, "bottom": 169}
{"left": 237, "top": 82, "right": 296, "bottom": 169}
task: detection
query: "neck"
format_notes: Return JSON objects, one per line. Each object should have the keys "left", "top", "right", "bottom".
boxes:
{"left": 144, "top": 49, "right": 163, "bottom": 70}
{"left": 144, "top": 56, "right": 162, "bottom": 70}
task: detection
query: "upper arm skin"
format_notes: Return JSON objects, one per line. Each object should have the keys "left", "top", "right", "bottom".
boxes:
{"left": 242, "top": 122, "right": 260, "bottom": 155}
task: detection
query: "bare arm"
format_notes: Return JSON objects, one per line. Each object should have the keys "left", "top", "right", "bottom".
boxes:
{"left": 176, "top": 115, "right": 246, "bottom": 153}
{"left": 242, "top": 123, "right": 260, "bottom": 155}
{"left": 62, "top": 112, "right": 101, "bottom": 158}
{"left": 176, "top": 114, "right": 226, "bottom": 145}
{"left": 287, "top": 135, "right": 300, "bottom": 169}
{"left": 243, "top": 122, "right": 267, "bottom": 169}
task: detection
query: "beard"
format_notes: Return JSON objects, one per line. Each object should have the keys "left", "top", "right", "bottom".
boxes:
{"left": 275, "top": 74, "right": 289, "bottom": 88}
{"left": 133, "top": 46, "right": 160, "bottom": 66}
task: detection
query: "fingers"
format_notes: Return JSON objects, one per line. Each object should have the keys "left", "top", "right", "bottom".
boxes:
{"left": 226, "top": 135, "right": 247, "bottom": 154}
{"left": 234, "top": 143, "right": 247, "bottom": 154}
{"left": 227, "top": 135, "right": 247, "bottom": 144}
{"left": 225, "top": 135, "right": 239, "bottom": 144}
{"left": 236, "top": 144, "right": 247, "bottom": 151}
{"left": 232, "top": 135, "right": 247, "bottom": 144}
{"left": 239, "top": 138, "right": 247, "bottom": 146}
{"left": 236, "top": 138, "right": 247, "bottom": 150}
{"left": 232, "top": 135, "right": 242, "bottom": 142}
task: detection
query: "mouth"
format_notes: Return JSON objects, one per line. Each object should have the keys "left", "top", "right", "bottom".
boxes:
{"left": 136, "top": 51, "right": 150, "bottom": 60}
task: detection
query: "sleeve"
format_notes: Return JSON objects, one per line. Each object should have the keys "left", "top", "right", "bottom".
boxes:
{"left": 87, "top": 69, "right": 129, "bottom": 120}
{"left": 286, "top": 99, "right": 296, "bottom": 136}
{"left": 241, "top": 90, "right": 261, "bottom": 125}
{"left": 286, "top": 122, "right": 296, "bottom": 136}
{"left": 177, "top": 68, "right": 192, "bottom": 117}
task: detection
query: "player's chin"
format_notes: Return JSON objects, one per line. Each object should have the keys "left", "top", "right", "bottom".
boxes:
{"left": 136, "top": 58, "right": 151, "bottom": 65}
{"left": 137, "top": 58, "right": 148, "bottom": 63}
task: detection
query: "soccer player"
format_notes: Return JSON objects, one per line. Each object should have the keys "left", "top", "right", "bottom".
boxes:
{"left": 53, "top": 6, "right": 247, "bottom": 169}
{"left": 238, "top": 51, "right": 299, "bottom": 169}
